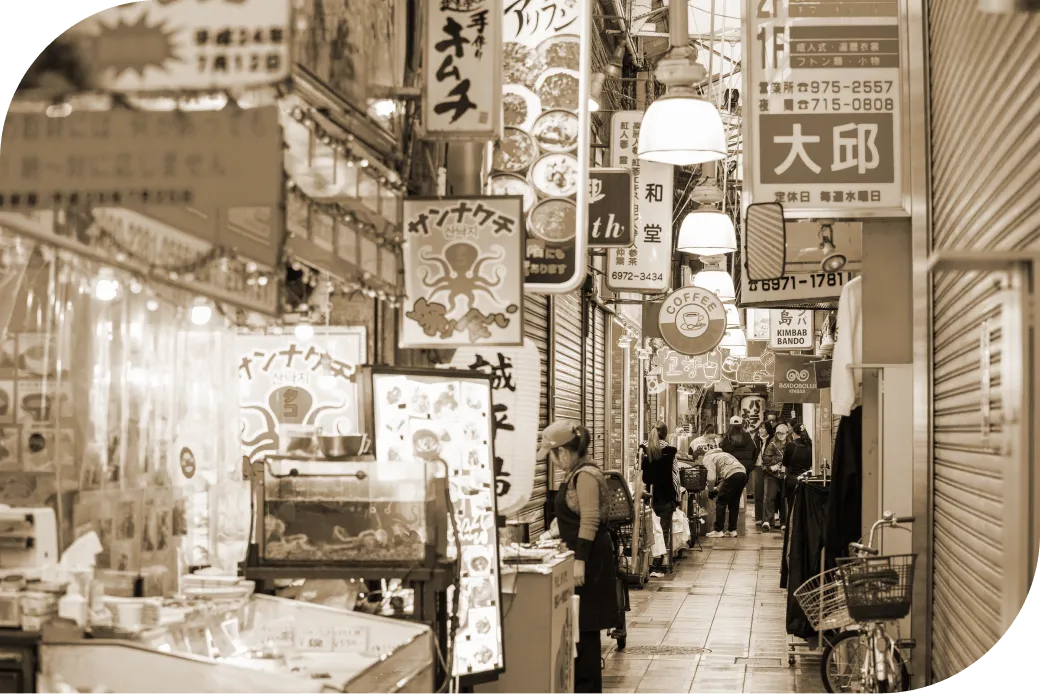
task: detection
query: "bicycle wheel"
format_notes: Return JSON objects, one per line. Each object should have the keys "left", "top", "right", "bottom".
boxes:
{"left": 821, "top": 631, "right": 910, "bottom": 693}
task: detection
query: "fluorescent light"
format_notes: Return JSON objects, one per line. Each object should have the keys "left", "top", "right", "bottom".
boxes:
{"left": 637, "top": 95, "right": 727, "bottom": 166}
{"left": 94, "top": 270, "right": 119, "bottom": 302}
{"left": 370, "top": 98, "right": 397, "bottom": 118}
{"left": 190, "top": 299, "right": 212, "bottom": 326}
{"left": 677, "top": 210, "right": 737, "bottom": 256}
{"left": 692, "top": 270, "right": 736, "bottom": 302}
{"left": 294, "top": 324, "right": 315, "bottom": 341}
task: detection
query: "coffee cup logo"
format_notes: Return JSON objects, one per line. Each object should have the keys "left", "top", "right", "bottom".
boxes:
{"left": 657, "top": 287, "right": 727, "bottom": 356}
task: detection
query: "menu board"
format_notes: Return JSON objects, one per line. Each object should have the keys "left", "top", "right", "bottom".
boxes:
{"left": 369, "top": 369, "right": 504, "bottom": 678}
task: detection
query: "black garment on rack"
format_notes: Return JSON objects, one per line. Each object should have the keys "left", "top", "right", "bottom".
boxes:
{"left": 781, "top": 480, "right": 829, "bottom": 639}
{"left": 824, "top": 407, "right": 863, "bottom": 568}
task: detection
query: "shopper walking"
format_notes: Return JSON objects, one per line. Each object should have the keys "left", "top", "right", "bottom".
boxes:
{"left": 690, "top": 438, "right": 748, "bottom": 537}
{"left": 751, "top": 423, "right": 774, "bottom": 526}
{"left": 762, "top": 423, "right": 790, "bottom": 530}
{"left": 538, "top": 420, "right": 619, "bottom": 693}
{"left": 640, "top": 422, "right": 679, "bottom": 568}
{"left": 721, "top": 416, "right": 757, "bottom": 496}
{"left": 782, "top": 423, "right": 814, "bottom": 516}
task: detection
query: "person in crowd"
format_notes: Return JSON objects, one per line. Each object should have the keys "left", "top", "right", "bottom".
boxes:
{"left": 640, "top": 421, "right": 679, "bottom": 569}
{"left": 782, "top": 422, "right": 814, "bottom": 516}
{"left": 762, "top": 423, "right": 790, "bottom": 530}
{"left": 752, "top": 422, "right": 774, "bottom": 528}
{"left": 721, "top": 416, "right": 757, "bottom": 494}
{"left": 690, "top": 437, "right": 748, "bottom": 538}
{"left": 538, "top": 420, "right": 618, "bottom": 693}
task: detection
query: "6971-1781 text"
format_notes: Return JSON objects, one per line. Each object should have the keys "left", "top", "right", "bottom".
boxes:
{"left": 749, "top": 272, "right": 851, "bottom": 293}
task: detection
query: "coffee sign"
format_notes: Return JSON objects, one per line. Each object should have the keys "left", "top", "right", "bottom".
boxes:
{"left": 658, "top": 287, "right": 727, "bottom": 356}
{"left": 587, "top": 168, "right": 633, "bottom": 247}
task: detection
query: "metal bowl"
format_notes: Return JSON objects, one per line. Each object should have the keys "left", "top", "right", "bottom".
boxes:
{"left": 318, "top": 434, "right": 368, "bottom": 460}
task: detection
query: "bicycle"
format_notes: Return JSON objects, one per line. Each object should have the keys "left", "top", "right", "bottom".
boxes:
{"left": 820, "top": 512, "right": 917, "bottom": 693}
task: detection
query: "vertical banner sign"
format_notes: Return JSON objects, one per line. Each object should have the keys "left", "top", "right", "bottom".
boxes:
{"left": 769, "top": 308, "right": 815, "bottom": 350}
{"left": 608, "top": 111, "right": 674, "bottom": 293}
{"left": 738, "top": 395, "right": 766, "bottom": 431}
{"left": 401, "top": 197, "right": 525, "bottom": 347}
{"left": 773, "top": 353, "right": 821, "bottom": 403}
{"left": 744, "top": 0, "right": 908, "bottom": 217}
{"left": 491, "top": 0, "right": 590, "bottom": 293}
{"left": 425, "top": 0, "right": 503, "bottom": 138}
{"left": 451, "top": 340, "right": 540, "bottom": 515}
{"left": 587, "top": 168, "right": 634, "bottom": 247}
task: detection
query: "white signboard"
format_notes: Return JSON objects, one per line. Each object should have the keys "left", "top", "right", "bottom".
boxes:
{"left": 746, "top": 308, "right": 772, "bottom": 341}
{"left": 770, "top": 309, "right": 815, "bottom": 350}
{"left": 744, "top": 0, "right": 907, "bottom": 217}
{"left": 607, "top": 111, "right": 673, "bottom": 293}
{"left": 425, "top": 0, "right": 502, "bottom": 138}
{"left": 739, "top": 263, "right": 858, "bottom": 308}
{"left": 451, "top": 340, "right": 540, "bottom": 516}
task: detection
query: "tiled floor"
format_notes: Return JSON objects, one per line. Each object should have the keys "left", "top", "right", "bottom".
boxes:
{"left": 602, "top": 514, "right": 827, "bottom": 693}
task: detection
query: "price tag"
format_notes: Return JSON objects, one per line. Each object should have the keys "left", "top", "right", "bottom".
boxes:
{"left": 333, "top": 626, "right": 369, "bottom": 652}
{"left": 296, "top": 627, "right": 334, "bottom": 652}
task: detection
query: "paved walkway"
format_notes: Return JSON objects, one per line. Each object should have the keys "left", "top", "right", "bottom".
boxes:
{"left": 602, "top": 514, "right": 827, "bottom": 693}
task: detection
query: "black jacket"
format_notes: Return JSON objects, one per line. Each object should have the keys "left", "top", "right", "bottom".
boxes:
{"left": 640, "top": 444, "right": 679, "bottom": 507}
{"left": 783, "top": 441, "right": 813, "bottom": 478}
{"left": 721, "top": 435, "right": 757, "bottom": 471}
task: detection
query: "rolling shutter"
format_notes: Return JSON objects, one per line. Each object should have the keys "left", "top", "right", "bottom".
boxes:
{"left": 513, "top": 293, "right": 551, "bottom": 536}
{"left": 927, "top": 0, "right": 1040, "bottom": 681}
{"left": 583, "top": 299, "right": 608, "bottom": 468}
{"left": 552, "top": 292, "right": 584, "bottom": 487}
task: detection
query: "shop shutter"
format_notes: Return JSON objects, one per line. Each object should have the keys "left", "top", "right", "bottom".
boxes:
{"left": 582, "top": 300, "right": 608, "bottom": 468}
{"left": 928, "top": 0, "right": 1040, "bottom": 681}
{"left": 552, "top": 292, "right": 584, "bottom": 484}
{"left": 513, "top": 293, "right": 551, "bottom": 536}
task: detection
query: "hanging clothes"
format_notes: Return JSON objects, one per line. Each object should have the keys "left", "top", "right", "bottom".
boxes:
{"left": 831, "top": 276, "right": 863, "bottom": 417}
{"left": 781, "top": 480, "right": 829, "bottom": 639}
{"left": 824, "top": 407, "right": 863, "bottom": 567}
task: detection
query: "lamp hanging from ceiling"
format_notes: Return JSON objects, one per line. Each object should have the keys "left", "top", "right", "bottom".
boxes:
{"left": 725, "top": 304, "right": 741, "bottom": 329}
{"left": 677, "top": 209, "right": 737, "bottom": 256}
{"left": 636, "top": 0, "right": 726, "bottom": 166}
{"left": 692, "top": 269, "right": 736, "bottom": 302}
{"left": 720, "top": 327, "right": 747, "bottom": 356}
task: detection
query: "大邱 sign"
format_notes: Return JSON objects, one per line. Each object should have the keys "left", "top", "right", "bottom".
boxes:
{"left": 607, "top": 111, "right": 673, "bottom": 293}
{"left": 587, "top": 168, "right": 633, "bottom": 247}
{"left": 425, "top": 0, "right": 502, "bottom": 138}
{"left": 773, "top": 353, "right": 821, "bottom": 404}
{"left": 401, "top": 196, "right": 525, "bottom": 347}
{"left": 658, "top": 287, "right": 727, "bottom": 356}
{"left": 744, "top": 0, "right": 907, "bottom": 216}
{"left": 770, "top": 309, "right": 814, "bottom": 350}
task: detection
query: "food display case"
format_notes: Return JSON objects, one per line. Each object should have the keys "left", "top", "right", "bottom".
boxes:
{"left": 37, "top": 595, "right": 434, "bottom": 693}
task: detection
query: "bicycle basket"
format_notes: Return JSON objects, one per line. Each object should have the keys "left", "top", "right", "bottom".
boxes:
{"left": 604, "top": 470, "right": 634, "bottom": 524}
{"left": 837, "top": 554, "right": 916, "bottom": 622}
{"left": 680, "top": 464, "right": 708, "bottom": 493}
{"left": 793, "top": 566, "right": 854, "bottom": 631}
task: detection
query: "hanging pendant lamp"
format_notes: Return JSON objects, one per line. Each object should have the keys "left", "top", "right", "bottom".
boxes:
{"left": 677, "top": 209, "right": 737, "bottom": 256}
{"left": 720, "top": 327, "right": 747, "bottom": 356}
{"left": 692, "top": 269, "right": 736, "bottom": 302}
{"left": 725, "top": 304, "right": 741, "bottom": 329}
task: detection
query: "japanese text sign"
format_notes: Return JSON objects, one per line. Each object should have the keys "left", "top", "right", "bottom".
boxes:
{"left": 770, "top": 308, "right": 815, "bottom": 350}
{"left": 451, "top": 340, "right": 540, "bottom": 516}
{"left": 588, "top": 168, "right": 633, "bottom": 247}
{"left": 774, "top": 353, "right": 821, "bottom": 403}
{"left": 237, "top": 329, "right": 366, "bottom": 463}
{"left": 744, "top": 0, "right": 908, "bottom": 216}
{"left": 490, "top": 0, "right": 590, "bottom": 293}
{"left": 425, "top": 0, "right": 503, "bottom": 138}
{"left": 0, "top": 106, "right": 283, "bottom": 210}
{"left": 58, "top": 0, "right": 292, "bottom": 92}
{"left": 402, "top": 196, "right": 525, "bottom": 347}
{"left": 608, "top": 111, "right": 673, "bottom": 293}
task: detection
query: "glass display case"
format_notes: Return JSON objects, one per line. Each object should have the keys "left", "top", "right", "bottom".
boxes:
{"left": 38, "top": 595, "right": 434, "bottom": 693}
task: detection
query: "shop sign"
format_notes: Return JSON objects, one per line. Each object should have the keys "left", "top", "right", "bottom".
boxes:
{"left": 0, "top": 106, "right": 282, "bottom": 210}
{"left": 654, "top": 346, "right": 723, "bottom": 385}
{"left": 237, "top": 329, "right": 366, "bottom": 463}
{"left": 745, "top": 308, "right": 772, "bottom": 340}
{"left": 425, "top": 0, "right": 502, "bottom": 138}
{"left": 813, "top": 359, "right": 833, "bottom": 389}
{"left": 739, "top": 263, "right": 858, "bottom": 308}
{"left": 607, "top": 111, "right": 673, "bottom": 293}
{"left": 721, "top": 352, "right": 776, "bottom": 386}
{"left": 657, "top": 287, "right": 727, "bottom": 356}
{"left": 59, "top": 0, "right": 292, "bottom": 92}
{"left": 401, "top": 196, "right": 525, "bottom": 347}
{"left": 773, "top": 353, "right": 821, "bottom": 404}
{"left": 770, "top": 309, "right": 814, "bottom": 350}
{"left": 744, "top": 0, "right": 908, "bottom": 217}
{"left": 451, "top": 340, "right": 540, "bottom": 516}
{"left": 738, "top": 395, "right": 766, "bottom": 431}
{"left": 587, "top": 168, "right": 633, "bottom": 247}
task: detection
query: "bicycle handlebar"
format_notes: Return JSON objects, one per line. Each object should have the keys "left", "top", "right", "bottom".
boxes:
{"left": 894, "top": 516, "right": 915, "bottom": 524}
{"left": 849, "top": 542, "right": 880, "bottom": 556}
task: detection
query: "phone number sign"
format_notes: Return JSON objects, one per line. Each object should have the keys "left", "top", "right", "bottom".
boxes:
{"left": 744, "top": 0, "right": 908, "bottom": 217}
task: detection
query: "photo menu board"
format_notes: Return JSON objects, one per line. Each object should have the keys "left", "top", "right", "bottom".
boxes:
{"left": 369, "top": 368, "right": 504, "bottom": 679}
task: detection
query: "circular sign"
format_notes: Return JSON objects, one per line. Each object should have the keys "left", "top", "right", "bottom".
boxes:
{"left": 658, "top": 286, "right": 727, "bottom": 355}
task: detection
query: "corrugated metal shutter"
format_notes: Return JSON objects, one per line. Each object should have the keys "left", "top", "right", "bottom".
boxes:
{"left": 552, "top": 292, "right": 584, "bottom": 487}
{"left": 583, "top": 300, "right": 608, "bottom": 467}
{"left": 514, "top": 293, "right": 551, "bottom": 536}
{"left": 927, "top": 0, "right": 1040, "bottom": 681}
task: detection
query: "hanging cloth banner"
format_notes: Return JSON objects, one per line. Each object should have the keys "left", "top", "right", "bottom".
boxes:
{"left": 451, "top": 340, "right": 540, "bottom": 516}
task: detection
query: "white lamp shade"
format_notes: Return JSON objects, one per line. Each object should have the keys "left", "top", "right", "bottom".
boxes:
{"left": 637, "top": 96, "right": 727, "bottom": 166}
{"left": 721, "top": 329, "right": 748, "bottom": 357}
{"left": 725, "top": 304, "right": 741, "bottom": 329}
{"left": 677, "top": 210, "right": 736, "bottom": 255}
{"left": 692, "top": 270, "right": 736, "bottom": 302}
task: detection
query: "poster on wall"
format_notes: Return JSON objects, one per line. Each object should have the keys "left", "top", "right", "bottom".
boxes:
{"left": 607, "top": 111, "right": 674, "bottom": 293}
{"left": 490, "top": 0, "right": 590, "bottom": 293}
{"left": 237, "top": 330, "right": 366, "bottom": 463}
{"left": 425, "top": 0, "right": 503, "bottom": 138}
{"left": 451, "top": 341, "right": 540, "bottom": 516}
{"left": 401, "top": 197, "right": 525, "bottom": 348}
{"left": 744, "top": 0, "right": 908, "bottom": 217}
{"left": 770, "top": 309, "right": 814, "bottom": 350}
{"left": 773, "top": 353, "right": 821, "bottom": 404}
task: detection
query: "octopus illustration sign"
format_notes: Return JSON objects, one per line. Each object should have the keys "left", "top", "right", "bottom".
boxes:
{"left": 657, "top": 287, "right": 728, "bottom": 356}
{"left": 402, "top": 197, "right": 526, "bottom": 348}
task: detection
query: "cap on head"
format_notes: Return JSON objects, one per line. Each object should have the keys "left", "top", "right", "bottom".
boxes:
{"left": 536, "top": 420, "right": 580, "bottom": 460}
{"left": 776, "top": 424, "right": 791, "bottom": 435}
{"left": 689, "top": 436, "right": 712, "bottom": 458}
{"left": 729, "top": 416, "right": 743, "bottom": 426}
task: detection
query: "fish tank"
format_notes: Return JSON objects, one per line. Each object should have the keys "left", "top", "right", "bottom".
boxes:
{"left": 255, "top": 458, "right": 446, "bottom": 565}
{"left": 38, "top": 594, "right": 434, "bottom": 693}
